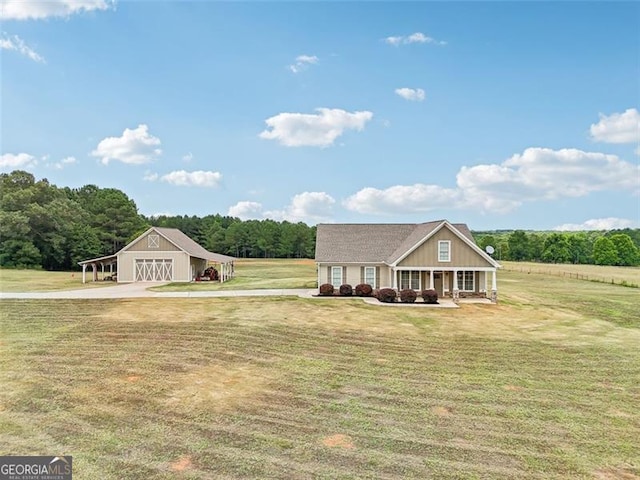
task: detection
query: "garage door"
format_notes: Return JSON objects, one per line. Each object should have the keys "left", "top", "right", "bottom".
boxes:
{"left": 134, "top": 259, "right": 173, "bottom": 281}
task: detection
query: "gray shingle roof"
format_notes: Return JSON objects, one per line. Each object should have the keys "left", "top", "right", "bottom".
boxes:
{"left": 315, "top": 220, "right": 476, "bottom": 264}
{"left": 154, "top": 227, "right": 235, "bottom": 263}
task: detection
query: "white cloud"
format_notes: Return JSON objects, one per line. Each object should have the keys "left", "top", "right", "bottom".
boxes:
{"left": 49, "top": 156, "right": 76, "bottom": 169}
{"left": 1, "top": 0, "right": 115, "bottom": 20}
{"left": 554, "top": 218, "right": 638, "bottom": 231}
{"left": 344, "top": 147, "right": 639, "bottom": 215}
{"left": 590, "top": 108, "right": 640, "bottom": 144}
{"left": 457, "top": 147, "right": 639, "bottom": 213}
{"left": 259, "top": 108, "right": 373, "bottom": 147}
{"left": 142, "top": 171, "right": 159, "bottom": 182}
{"left": 229, "top": 192, "right": 336, "bottom": 223}
{"left": 0, "top": 34, "right": 45, "bottom": 63}
{"left": 343, "top": 184, "right": 461, "bottom": 215}
{"left": 182, "top": 152, "right": 193, "bottom": 163}
{"left": 288, "top": 54, "right": 318, "bottom": 73}
{"left": 159, "top": 170, "right": 222, "bottom": 187}
{"left": 228, "top": 201, "right": 264, "bottom": 220}
{"left": 0, "top": 152, "right": 37, "bottom": 169}
{"left": 271, "top": 191, "right": 336, "bottom": 222}
{"left": 91, "top": 124, "right": 161, "bottom": 165}
{"left": 384, "top": 32, "right": 447, "bottom": 46}
{"left": 395, "top": 87, "right": 425, "bottom": 102}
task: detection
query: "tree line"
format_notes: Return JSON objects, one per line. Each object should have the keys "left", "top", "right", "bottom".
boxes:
{"left": 1, "top": 170, "right": 638, "bottom": 270}
{"left": 0, "top": 170, "right": 315, "bottom": 270}
{"left": 474, "top": 230, "right": 640, "bottom": 266}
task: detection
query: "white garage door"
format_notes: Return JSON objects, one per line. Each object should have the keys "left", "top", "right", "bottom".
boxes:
{"left": 135, "top": 259, "right": 173, "bottom": 282}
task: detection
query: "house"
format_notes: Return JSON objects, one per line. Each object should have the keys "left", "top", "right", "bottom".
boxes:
{"left": 79, "top": 227, "right": 235, "bottom": 283}
{"left": 315, "top": 220, "right": 500, "bottom": 303}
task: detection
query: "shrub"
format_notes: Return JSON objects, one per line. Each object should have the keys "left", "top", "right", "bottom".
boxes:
{"left": 319, "top": 283, "right": 334, "bottom": 296}
{"left": 399, "top": 289, "right": 417, "bottom": 303}
{"left": 355, "top": 283, "right": 373, "bottom": 297}
{"left": 421, "top": 289, "right": 438, "bottom": 304}
{"left": 377, "top": 288, "right": 397, "bottom": 303}
{"left": 339, "top": 284, "right": 353, "bottom": 296}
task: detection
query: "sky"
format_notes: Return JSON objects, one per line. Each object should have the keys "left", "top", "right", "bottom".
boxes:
{"left": 1, "top": 0, "right": 639, "bottom": 231}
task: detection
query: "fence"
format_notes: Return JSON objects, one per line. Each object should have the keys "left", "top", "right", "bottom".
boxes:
{"left": 503, "top": 265, "right": 639, "bottom": 288}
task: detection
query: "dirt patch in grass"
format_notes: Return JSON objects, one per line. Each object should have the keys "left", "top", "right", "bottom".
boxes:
{"left": 169, "top": 455, "right": 192, "bottom": 472}
{"left": 432, "top": 406, "right": 453, "bottom": 416}
{"left": 322, "top": 434, "right": 355, "bottom": 449}
{"left": 593, "top": 465, "right": 640, "bottom": 479}
{"left": 503, "top": 385, "right": 524, "bottom": 391}
{"left": 165, "top": 364, "right": 272, "bottom": 413}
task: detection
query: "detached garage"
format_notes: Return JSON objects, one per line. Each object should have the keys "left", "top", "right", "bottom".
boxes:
{"left": 79, "top": 227, "right": 235, "bottom": 284}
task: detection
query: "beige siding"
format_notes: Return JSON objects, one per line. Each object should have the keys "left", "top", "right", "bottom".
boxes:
{"left": 126, "top": 232, "right": 180, "bottom": 252}
{"left": 317, "top": 264, "right": 390, "bottom": 288}
{"left": 118, "top": 251, "right": 190, "bottom": 282}
{"left": 398, "top": 224, "right": 492, "bottom": 268}
{"left": 191, "top": 258, "right": 208, "bottom": 279}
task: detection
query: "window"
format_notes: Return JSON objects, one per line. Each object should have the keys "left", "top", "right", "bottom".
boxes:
{"left": 399, "top": 271, "right": 420, "bottom": 290}
{"left": 456, "top": 271, "right": 475, "bottom": 291}
{"left": 331, "top": 266, "right": 343, "bottom": 288}
{"left": 148, "top": 234, "right": 160, "bottom": 248}
{"left": 364, "top": 266, "right": 376, "bottom": 288}
{"left": 438, "top": 240, "right": 451, "bottom": 262}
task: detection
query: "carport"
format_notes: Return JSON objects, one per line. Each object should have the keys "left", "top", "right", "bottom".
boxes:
{"left": 78, "top": 254, "right": 118, "bottom": 283}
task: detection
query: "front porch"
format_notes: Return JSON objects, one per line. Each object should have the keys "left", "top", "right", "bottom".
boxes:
{"left": 389, "top": 267, "right": 498, "bottom": 303}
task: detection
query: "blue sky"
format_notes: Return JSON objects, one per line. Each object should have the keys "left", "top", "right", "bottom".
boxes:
{"left": 1, "top": 1, "right": 639, "bottom": 230}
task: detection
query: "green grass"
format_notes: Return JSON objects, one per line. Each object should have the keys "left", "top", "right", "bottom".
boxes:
{"left": 1, "top": 268, "right": 638, "bottom": 479}
{"left": 502, "top": 261, "right": 640, "bottom": 288}
{"left": 0, "top": 268, "right": 115, "bottom": 292}
{"left": 150, "top": 258, "right": 318, "bottom": 291}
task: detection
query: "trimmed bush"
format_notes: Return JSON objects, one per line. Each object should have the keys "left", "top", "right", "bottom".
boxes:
{"left": 355, "top": 283, "right": 373, "bottom": 297}
{"left": 399, "top": 289, "right": 417, "bottom": 303}
{"left": 377, "top": 288, "right": 397, "bottom": 303}
{"left": 339, "top": 284, "right": 353, "bottom": 296}
{"left": 421, "top": 289, "right": 438, "bottom": 304}
{"left": 319, "top": 283, "right": 334, "bottom": 296}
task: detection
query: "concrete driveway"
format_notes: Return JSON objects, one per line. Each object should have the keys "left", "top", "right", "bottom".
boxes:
{"left": 0, "top": 283, "right": 316, "bottom": 299}
{"left": 0, "top": 283, "right": 463, "bottom": 307}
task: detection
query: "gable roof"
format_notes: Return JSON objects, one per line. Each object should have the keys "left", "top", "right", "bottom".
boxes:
{"left": 122, "top": 227, "right": 235, "bottom": 263}
{"left": 315, "top": 220, "right": 499, "bottom": 267}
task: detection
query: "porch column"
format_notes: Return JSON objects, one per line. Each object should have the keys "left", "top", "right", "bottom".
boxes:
{"left": 452, "top": 269, "right": 460, "bottom": 303}
{"left": 92, "top": 264, "right": 97, "bottom": 282}
{"left": 429, "top": 270, "right": 434, "bottom": 289}
{"left": 82, "top": 264, "right": 86, "bottom": 284}
{"left": 392, "top": 268, "right": 397, "bottom": 289}
{"left": 491, "top": 269, "right": 498, "bottom": 303}
{"left": 101, "top": 263, "right": 105, "bottom": 280}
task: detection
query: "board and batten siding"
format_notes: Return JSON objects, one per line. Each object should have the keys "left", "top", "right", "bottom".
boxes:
{"left": 126, "top": 232, "right": 180, "bottom": 252}
{"left": 117, "top": 251, "right": 190, "bottom": 282}
{"left": 398, "top": 225, "right": 492, "bottom": 268}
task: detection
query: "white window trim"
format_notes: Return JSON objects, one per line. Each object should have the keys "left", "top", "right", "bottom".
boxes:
{"left": 457, "top": 270, "right": 475, "bottom": 292}
{"left": 438, "top": 240, "right": 451, "bottom": 262}
{"left": 399, "top": 270, "right": 420, "bottom": 290}
{"left": 331, "top": 266, "right": 343, "bottom": 288}
{"left": 364, "top": 266, "right": 376, "bottom": 288}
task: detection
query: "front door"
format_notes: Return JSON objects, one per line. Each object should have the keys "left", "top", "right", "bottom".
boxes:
{"left": 434, "top": 272, "right": 443, "bottom": 297}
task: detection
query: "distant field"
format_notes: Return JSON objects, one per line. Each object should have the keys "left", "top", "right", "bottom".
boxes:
{"left": 501, "top": 261, "right": 640, "bottom": 287}
{"left": 0, "top": 268, "right": 115, "bottom": 292}
{"left": 151, "top": 258, "right": 318, "bottom": 291}
{"left": 1, "top": 269, "right": 638, "bottom": 479}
